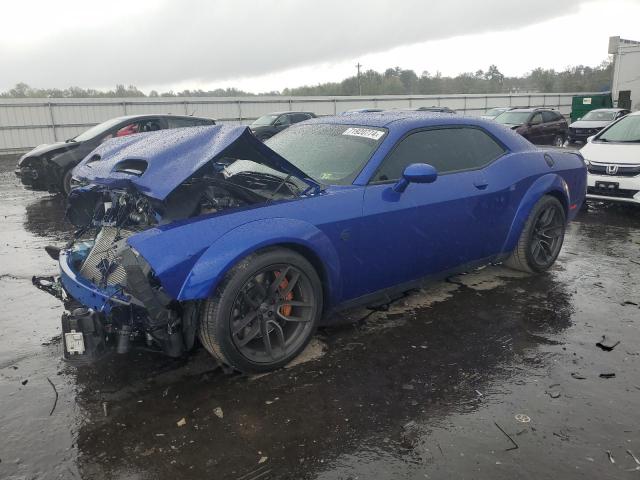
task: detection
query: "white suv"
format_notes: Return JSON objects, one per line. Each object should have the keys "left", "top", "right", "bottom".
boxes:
{"left": 581, "top": 111, "right": 640, "bottom": 205}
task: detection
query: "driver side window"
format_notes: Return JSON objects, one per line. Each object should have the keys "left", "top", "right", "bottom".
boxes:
{"left": 373, "top": 127, "right": 506, "bottom": 182}
{"left": 530, "top": 113, "right": 543, "bottom": 125}
{"left": 275, "top": 115, "right": 291, "bottom": 127}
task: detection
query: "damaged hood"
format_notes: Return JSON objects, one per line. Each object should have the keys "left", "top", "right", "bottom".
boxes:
{"left": 72, "top": 125, "right": 320, "bottom": 200}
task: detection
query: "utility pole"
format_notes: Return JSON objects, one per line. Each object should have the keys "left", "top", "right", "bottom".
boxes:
{"left": 356, "top": 62, "right": 362, "bottom": 96}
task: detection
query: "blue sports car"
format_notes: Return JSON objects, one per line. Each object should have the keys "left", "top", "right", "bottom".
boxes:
{"left": 37, "top": 111, "right": 587, "bottom": 372}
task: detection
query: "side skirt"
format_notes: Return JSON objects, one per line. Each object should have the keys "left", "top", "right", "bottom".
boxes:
{"left": 320, "top": 255, "right": 501, "bottom": 325}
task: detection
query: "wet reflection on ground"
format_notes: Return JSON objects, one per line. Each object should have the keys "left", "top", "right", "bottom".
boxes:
{"left": 1, "top": 155, "right": 639, "bottom": 480}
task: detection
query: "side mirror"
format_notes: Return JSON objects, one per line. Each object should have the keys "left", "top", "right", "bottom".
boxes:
{"left": 393, "top": 163, "right": 438, "bottom": 193}
{"left": 586, "top": 135, "right": 595, "bottom": 143}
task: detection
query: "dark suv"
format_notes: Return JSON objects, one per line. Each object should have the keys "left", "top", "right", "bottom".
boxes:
{"left": 15, "top": 114, "right": 215, "bottom": 196}
{"left": 249, "top": 111, "right": 316, "bottom": 140}
{"left": 494, "top": 108, "right": 568, "bottom": 146}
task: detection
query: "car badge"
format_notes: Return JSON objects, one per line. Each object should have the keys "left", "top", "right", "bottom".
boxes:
{"left": 606, "top": 165, "right": 619, "bottom": 175}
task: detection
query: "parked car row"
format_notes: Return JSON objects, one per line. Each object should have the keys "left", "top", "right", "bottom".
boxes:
{"left": 31, "top": 110, "right": 587, "bottom": 373}
{"left": 493, "top": 108, "right": 568, "bottom": 147}
{"left": 15, "top": 114, "right": 215, "bottom": 195}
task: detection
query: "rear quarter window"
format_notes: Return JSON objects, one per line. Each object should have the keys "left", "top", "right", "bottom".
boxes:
{"left": 373, "top": 127, "right": 506, "bottom": 182}
{"left": 166, "top": 117, "right": 214, "bottom": 128}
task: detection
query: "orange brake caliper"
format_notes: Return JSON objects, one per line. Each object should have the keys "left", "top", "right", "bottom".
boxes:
{"left": 276, "top": 272, "right": 294, "bottom": 316}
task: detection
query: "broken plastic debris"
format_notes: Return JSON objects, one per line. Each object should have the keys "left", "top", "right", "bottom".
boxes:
{"left": 177, "top": 418, "right": 187, "bottom": 427}
{"left": 571, "top": 372, "right": 586, "bottom": 380}
{"left": 599, "top": 373, "right": 616, "bottom": 379}
{"left": 514, "top": 414, "right": 531, "bottom": 423}
{"left": 213, "top": 407, "right": 224, "bottom": 419}
{"left": 258, "top": 456, "right": 268, "bottom": 464}
{"left": 606, "top": 450, "right": 615, "bottom": 464}
{"left": 596, "top": 336, "right": 620, "bottom": 352}
{"left": 627, "top": 450, "right": 640, "bottom": 471}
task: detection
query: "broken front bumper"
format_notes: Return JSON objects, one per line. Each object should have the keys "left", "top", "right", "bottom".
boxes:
{"left": 59, "top": 246, "right": 131, "bottom": 313}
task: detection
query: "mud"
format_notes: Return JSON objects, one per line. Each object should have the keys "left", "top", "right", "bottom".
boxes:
{"left": 1, "top": 156, "right": 639, "bottom": 479}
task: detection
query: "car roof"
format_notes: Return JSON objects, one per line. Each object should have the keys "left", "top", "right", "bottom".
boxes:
{"left": 587, "top": 108, "right": 630, "bottom": 113}
{"left": 302, "top": 110, "right": 528, "bottom": 135}
{"left": 507, "top": 108, "right": 555, "bottom": 113}
{"left": 264, "top": 111, "right": 315, "bottom": 115}
{"left": 108, "top": 114, "right": 214, "bottom": 122}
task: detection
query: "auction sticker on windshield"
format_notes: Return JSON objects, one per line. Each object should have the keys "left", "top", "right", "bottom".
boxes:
{"left": 342, "top": 127, "right": 385, "bottom": 140}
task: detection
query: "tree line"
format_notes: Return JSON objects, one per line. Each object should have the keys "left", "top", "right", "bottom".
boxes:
{"left": 1, "top": 61, "right": 612, "bottom": 98}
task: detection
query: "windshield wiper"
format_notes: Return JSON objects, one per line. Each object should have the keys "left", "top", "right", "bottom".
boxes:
{"left": 232, "top": 171, "right": 302, "bottom": 197}
{"left": 65, "top": 138, "right": 77, "bottom": 143}
{"left": 270, "top": 174, "right": 294, "bottom": 201}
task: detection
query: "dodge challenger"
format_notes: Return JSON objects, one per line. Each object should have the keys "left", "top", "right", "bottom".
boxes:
{"left": 35, "top": 112, "right": 587, "bottom": 373}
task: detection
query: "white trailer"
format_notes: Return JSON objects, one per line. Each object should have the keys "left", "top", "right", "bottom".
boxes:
{"left": 609, "top": 36, "right": 640, "bottom": 111}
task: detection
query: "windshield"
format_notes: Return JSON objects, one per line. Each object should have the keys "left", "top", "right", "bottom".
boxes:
{"left": 597, "top": 114, "right": 640, "bottom": 142}
{"left": 485, "top": 108, "right": 506, "bottom": 117}
{"left": 73, "top": 117, "right": 127, "bottom": 142}
{"left": 582, "top": 110, "right": 617, "bottom": 121}
{"left": 265, "top": 124, "right": 387, "bottom": 185}
{"left": 494, "top": 111, "right": 530, "bottom": 124}
{"left": 251, "top": 114, "right": 278, "bottom": 127}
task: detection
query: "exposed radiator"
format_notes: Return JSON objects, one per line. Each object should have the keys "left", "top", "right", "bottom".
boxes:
{"left": 79, "top": 227, "right": 136, "bottom": 287}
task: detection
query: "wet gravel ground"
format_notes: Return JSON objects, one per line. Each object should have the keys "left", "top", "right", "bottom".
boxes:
{"left": 1, "top": 155, "right": 639, "bottom": 480}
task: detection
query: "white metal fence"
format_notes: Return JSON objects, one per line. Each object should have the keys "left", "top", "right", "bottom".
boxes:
{"left": 0, "top": 92, "right": 593, "bottom": 154}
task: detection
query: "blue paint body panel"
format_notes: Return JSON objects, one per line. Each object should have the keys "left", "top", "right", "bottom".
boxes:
{"left": 63, "top": 112, "right": 587, "bottom": 318}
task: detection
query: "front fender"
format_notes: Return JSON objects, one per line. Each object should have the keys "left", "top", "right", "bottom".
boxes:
{"left": 501, "top": 173, "right": 569, "bottom": 255}
{"left": 176, "top": 218, "right": 341, "bottom": 306}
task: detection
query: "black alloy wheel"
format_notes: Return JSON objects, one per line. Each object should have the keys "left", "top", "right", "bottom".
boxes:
{"left": 198, "top": 248, "right": 322, "bottom": 373}
{"left": 529, "top": 202, "right": 564, "bottom": 268}
{"left": 505, "top": 195, "right": 566, "bottom": 273}
{"left": 230, "top": 264, "right": 317, "bottom": 363}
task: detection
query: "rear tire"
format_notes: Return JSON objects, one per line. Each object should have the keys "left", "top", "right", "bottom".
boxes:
{"left": 505, "top": 196, "right": 566, "bottom": 273}
{"left": 552, "top": 135, "right": 565, "bottom": 147}
{"left": 198, "top": 248, "right": 322, "bottom": 373}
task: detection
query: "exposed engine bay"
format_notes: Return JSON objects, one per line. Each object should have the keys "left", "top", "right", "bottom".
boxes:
{"left": 35, "top": 159, "right": 304, "bottom": 363}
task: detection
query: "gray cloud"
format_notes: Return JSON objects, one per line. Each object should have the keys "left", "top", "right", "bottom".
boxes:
{"left": 1, "top": 0, "right": 588, "bottom": 91}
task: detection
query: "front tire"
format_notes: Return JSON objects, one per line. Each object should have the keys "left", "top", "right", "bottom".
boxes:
{"left": 61, "top": 168, "right": 74, "bottom": 197}
{"left": 505, "top": 196, "right": 566, "bottom": 273}
{"left": 198, "top": 248, "right": 322, "bottom": 373}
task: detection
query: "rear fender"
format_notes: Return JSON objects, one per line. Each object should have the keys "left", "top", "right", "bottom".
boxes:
{"left": 176, "top": 218, "right": 341, "bottom": 306}
{"left": 501, "top": 173, "right": 569, "bottom": 255}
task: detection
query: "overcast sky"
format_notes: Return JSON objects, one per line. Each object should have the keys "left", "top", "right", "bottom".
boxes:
{"left": 1, "top": 0, "right": 639, "bottom": 93}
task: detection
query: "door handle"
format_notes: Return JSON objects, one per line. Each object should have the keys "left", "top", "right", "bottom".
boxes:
{"left": 473, "top": 179, "right": 489, "bottom": 190}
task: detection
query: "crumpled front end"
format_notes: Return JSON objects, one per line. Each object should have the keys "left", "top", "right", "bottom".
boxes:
{"left": 36, "top": 124, "right": 316, "bottom": 364}
{"left": 46, "top": 223, "right": 198, "bottom": 364}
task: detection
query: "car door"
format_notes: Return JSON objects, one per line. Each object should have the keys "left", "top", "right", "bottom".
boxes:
{"left": 526, "top": 112, "right": 545, "bottom": 144}
{"left": 540, "top": 111, "right": 557, "bottom": 144}
{"left": 289, "top": 113, "right": 311, "bottom": 125}
{"left": 355, "top": 126, "right": 509, "bottom": 297}
{"left": 273, "top": 114, "right": 291, "bottom": 134}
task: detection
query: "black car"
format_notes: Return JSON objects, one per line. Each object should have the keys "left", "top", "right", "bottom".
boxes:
{"left": 412, "top": 106, "right": 457, "bottom": 114}
{"left": 494, "top": 108, "right": 568, "bottom": 146}
{"left": 15, "top": 114, "right": 215, "bottom": 196}
{"left": 249, "top": 111, "right": 316, "bottom": 140}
